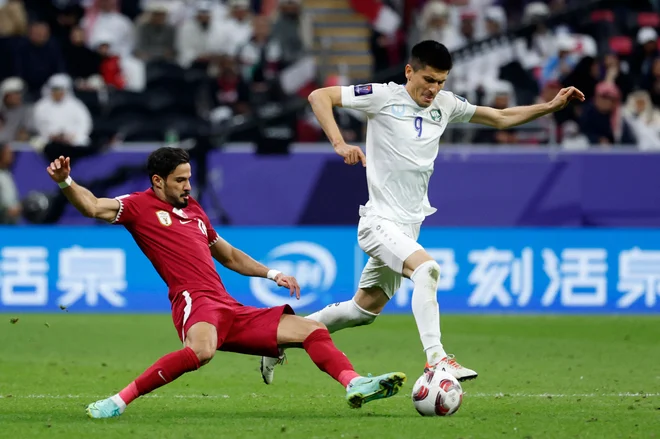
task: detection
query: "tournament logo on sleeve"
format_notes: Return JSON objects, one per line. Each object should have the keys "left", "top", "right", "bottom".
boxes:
{"left": 454, "top": 94, "right": 467, "bottom": 102}
{"left": 354, "top": 84, "right": 373, "bottom": 96}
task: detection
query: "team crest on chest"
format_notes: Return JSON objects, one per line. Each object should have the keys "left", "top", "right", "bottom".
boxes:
{"left": 156, "top": 210, "right": 172, "bottom": 226}
{"left": 430, "top": 109, "right": 442, "bottom": 122}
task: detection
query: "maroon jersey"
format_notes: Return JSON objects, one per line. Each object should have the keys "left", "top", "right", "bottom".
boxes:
{"left": 112, "top": 188, "right": 234, "bottom": 302}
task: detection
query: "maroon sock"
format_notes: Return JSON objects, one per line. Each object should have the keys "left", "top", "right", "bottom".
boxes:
{"left": 118, "top": 346, "right": 200, "bottom": 405}
{"left": 303, "top": 329, "right": 360, "bottom": 387}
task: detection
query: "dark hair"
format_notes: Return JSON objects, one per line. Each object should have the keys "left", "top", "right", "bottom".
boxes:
{"left": 147, "top": 147, "right": 190, "bottom": 182}
{"left": 410, "top": 40, "right": 452, "bottom": 72}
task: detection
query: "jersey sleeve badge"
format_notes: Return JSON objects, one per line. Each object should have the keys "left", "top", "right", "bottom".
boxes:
{"left": 354, "top": 84, "right": 373, "bottom": 96}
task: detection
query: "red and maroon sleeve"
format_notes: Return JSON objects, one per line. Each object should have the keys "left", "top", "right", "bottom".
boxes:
{"left": 112, "top": 193, "right": 143, "bottom": 225}
{"left": 201, "top": 212, "right": 220, "bottom": 247}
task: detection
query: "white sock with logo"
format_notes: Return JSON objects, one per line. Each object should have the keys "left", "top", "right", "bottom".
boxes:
{"left": 411, "top": 260, "right": 447, "bottom": 365}
{"left": 305, "top": 299, "right": 378, "bottom": 333}
{"left": 110, "top": 394, "right": 127, "bottom": 413}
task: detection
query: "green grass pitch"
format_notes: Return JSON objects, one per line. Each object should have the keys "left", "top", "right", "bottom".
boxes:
{"left": 1, "top": 314, "right": 658, "bottom": 439}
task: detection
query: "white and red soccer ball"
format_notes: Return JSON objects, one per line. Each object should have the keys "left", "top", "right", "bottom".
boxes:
{"left": 411, "top": 369, "right": 463, "bottom": 416}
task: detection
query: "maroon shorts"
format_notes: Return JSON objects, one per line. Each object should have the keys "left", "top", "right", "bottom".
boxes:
{"left": 171, "top": 290, "right": 294, "bottom": 358}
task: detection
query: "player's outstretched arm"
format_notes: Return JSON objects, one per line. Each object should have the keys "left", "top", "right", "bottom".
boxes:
{"left": 46, "top": 156, "right": 120, "bottom": 223}
{"left": 210, "top": 236, "right": 301, "bottom": 298}
{"left": 308, "top": 86, "right": 366, "bottom": 166}
{"left": 469, "top": 86, "right": 585, "bottom": 130}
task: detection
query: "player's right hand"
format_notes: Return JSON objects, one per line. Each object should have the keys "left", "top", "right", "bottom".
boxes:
{"left": 334, "top": 142, "right": 366, "bottom": 167}
{"left": 46, "top": 156, "right": 71, "bottom": 183}
{"left": 274, "top": 273, "right": 301, "bottom": 300}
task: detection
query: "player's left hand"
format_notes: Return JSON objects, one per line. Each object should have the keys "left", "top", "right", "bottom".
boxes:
{"left": 549, "top": 86, "right": 585, "bottom": 111}
{"left": 274, "top": 274, "right": 301, "bottom": 299}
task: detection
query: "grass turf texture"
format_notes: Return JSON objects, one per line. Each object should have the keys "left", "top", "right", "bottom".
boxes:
{"left": 1, "top": 314, "right": 658, "bottom": 439}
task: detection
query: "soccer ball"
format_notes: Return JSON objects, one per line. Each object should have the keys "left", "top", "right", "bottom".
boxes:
{"left": 411, "top": 369, "right": 463, "bottom": 416}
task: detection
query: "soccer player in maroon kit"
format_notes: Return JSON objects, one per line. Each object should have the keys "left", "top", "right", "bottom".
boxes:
{"left": 46, "top": 147, "right": 406, "bottom": 418}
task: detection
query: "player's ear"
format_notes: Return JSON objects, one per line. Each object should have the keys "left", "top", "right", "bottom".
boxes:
{"left": 152, "top": 175, "right": 163, "bottom": 189}
{"left": 405, "top": 64, "right": 413, "bottom": 82}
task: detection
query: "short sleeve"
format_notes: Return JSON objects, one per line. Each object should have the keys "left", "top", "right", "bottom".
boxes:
{"left": 448, "top": 93, "right": 477, "bottom": 123}
{"left": 201, "top": 212, "right": 220, "bottom": 247}
{"left": 112, "top": 193, "right": 142, "bottom": 225}
{"left": 340, "top": 83, "right": 390, "bottom": 115}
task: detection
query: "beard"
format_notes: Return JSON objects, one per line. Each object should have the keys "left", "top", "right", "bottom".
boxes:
{"left": 169, "top": 192, "right": 189, "bottom": 208}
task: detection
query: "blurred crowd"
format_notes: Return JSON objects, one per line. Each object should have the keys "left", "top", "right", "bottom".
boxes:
{"left": 0, "top": 0, "right": 659, "bottom": 151}
{"left": 0, "top": 0, "right": 314, "bottom": 224}
{"left": 0, "top": 0, "right": 312, "bottom": 149}
{"left": 346, "top": 0, "right": 660, "bottom": 149}
{"left": 2, "top": 0, "right": 660, "bottom": 223}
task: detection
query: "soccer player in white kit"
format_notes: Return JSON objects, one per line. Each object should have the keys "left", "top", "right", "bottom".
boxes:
{"left": 261, "top": 40, "right": 584, "bottom": 383}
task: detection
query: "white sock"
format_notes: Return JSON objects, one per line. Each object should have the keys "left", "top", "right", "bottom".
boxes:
{"left": 410, "top": 260, "right": 447, "bottom": 365}
{"left": 305, "top": 299, "right": 378, "bottom": 333}
{"left": 346, "top": 376, "right": 361, "bottom": 390}
{"left": 110, "top": 394, "right": 127, "bottom": 413}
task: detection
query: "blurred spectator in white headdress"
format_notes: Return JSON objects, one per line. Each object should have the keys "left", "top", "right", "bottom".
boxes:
{"left": 135, "top": 2, "right": 176, "bottom": 62}
{"left": 540, "top": 33, "right": 579, "bottom": 87}
{"left": 82, "top": 0, "right": 136, "bottom": 58}
{"left": 141, "top": 0, "right": 227, "bottom": 26}
{"left": 514, "top": 2, "right": 554, "bottom": 71}
{"left": 409, "top": 1, "right": 461, "bottom": 52}
{"left": 631, "top": 27, "right": 659, "bottom": 82}
{"left": 560, "top": 120, "right": 590, "bottom": 150}
{"left": 0, "top": 77, "right": 35, "bottom": 143}
{"left": 176, "top": 0, "right": 227, "bottom": 68}
{"left": 623, "top": 89, "right": 660, "bottom": 150}
{"left": 267, "top": 0, "right": 312, "bottom": 67}
{"left": 219, "top": 0, "right": 254, "bottom": 57}
{"left": 33, "top": 74, "right": 92, "bottom": 149}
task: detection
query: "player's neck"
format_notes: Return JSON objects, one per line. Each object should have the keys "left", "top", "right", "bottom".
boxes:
{"left": 403, "top": 83, "right": 422, "bottom": 108}
{"left": 151, "top": 187, "right": 171, "bottom": 206}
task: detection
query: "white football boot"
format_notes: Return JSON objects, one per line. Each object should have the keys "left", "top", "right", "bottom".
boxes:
{"left": 260, "top": 353, "right": 286, "bottom": 384}
{"left": 425, "top": 354, "right": 478, "bottom": 382}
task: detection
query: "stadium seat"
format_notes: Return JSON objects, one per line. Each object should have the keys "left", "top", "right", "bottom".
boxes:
{"left": 579, "top": 10, "right": 618, "bottom": 46}
{"left": 590, "top": 9, "right": 615, "bottom": 22}
{"left": 636, "top": 12, "right": 660, "bottom": 27}
{"left": 608, "top": 36, "right": 633, "bottom": 56}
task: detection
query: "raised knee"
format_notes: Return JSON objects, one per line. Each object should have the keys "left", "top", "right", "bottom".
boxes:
{"left": 425, "top": 261, "right": 441, "bottom": 280}
{"left": 301, "top": 319, "right": 328, "bottom": 338}
{"left": 309, "top": 319, "right": 327, "bottom": 332}
{"left": 414, "top": 260, "right": 441, "bottom": 282}
{"left": 189, "top": 343, "right": 215, "bottom": 365}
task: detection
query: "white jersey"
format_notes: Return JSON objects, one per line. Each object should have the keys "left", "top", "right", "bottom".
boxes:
{"left": 340, "top": 82, "right": 476, "bottom": 223}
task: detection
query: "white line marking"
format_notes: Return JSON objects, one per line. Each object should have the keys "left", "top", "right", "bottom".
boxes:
{"left": 469, "top": 392, "right": 659, "bottom": 398}
{"left": 0, "top": 393, "right": 657, "bottom": 400}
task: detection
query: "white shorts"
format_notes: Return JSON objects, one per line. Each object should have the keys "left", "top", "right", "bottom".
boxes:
{"left": 357, "top": 208, "right": 423, "bottom": 299}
